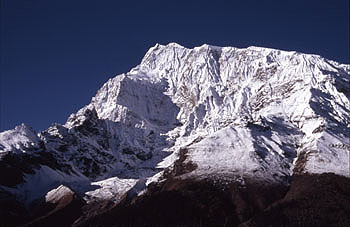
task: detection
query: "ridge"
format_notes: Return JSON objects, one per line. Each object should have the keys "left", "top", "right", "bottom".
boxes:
{"left": 0, "top": 43, "right": 349, "bottom": 226}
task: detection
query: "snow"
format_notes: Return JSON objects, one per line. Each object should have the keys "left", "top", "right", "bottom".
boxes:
{"left": 45, "top": 185, "right": 74, "bottom": 203}
{"left": 0, "top": 165, "right": 89, "bottom": 206}
{"left": 0, "top": 123, "right": 40, "bottom": 153}
{"left": 136, "top": 43, "right": 349, "bottom": 179}
{"left": 303, "top": 130, "right": 350, "bottom": 177}
{"left": 84, "top": 177, "right": 137, "bottom": 203}
{"left": 183, "top": 121, "right": 302, "bottom": 183}
{"left": 0, "top": 42, "right": 349, "bottom": 204}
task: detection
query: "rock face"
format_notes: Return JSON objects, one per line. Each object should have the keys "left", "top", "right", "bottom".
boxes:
{"left": 0, "top": 43, "right": 349, "bottom": 226}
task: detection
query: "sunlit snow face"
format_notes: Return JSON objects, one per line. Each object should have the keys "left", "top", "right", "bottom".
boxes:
{"left": 0, "top": 43, "right": 349, "bottom": 207}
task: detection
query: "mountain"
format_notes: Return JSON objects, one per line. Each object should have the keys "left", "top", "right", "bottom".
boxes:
{"left": 1, "top": 43, "right": 349, "bottom": 226}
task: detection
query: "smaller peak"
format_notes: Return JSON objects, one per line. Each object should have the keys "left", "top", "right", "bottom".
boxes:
{"left": 15, "top": 123, "right": 36, "bottom": 134}
{"left": 166, "top": 42, "right": 185, "bottom": 48}
{"left": 150, "top": 43, "right": 164, "bottom": 50}
{"left": 141, "top": 42, "right": 189, "bottom": 64}
{"left": 142, "top": 43, "right": 166, "bottom": 61}
{"left": 146, "top": 42, "right": 185, "bottom": 54}
{"left": 194, "top": 43, "right": 223, "bottom": 52}
{"left": 143, "top": 43, "right": 164, "bottom": 57}
{"left": 16, "top": 123, "right": 29, "bottom": 129}
{"left": 198, "top": 43, "right": 212, "bottom": 48}
{"left": 194, "top": 44, "right": 210, "bottom": 50}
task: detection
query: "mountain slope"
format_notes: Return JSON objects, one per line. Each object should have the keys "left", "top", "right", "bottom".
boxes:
{"left": 0, "top": 43, "right": 349, "bottom": 226}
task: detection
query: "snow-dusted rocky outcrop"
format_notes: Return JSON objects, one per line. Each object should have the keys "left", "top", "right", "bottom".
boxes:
{"left": 0, "top": 43, "right": 349, "bottom": 207}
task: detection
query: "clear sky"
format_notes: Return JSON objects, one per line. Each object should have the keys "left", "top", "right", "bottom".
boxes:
{"left": 1, "top": 0, "right": 349, "bottom": 132}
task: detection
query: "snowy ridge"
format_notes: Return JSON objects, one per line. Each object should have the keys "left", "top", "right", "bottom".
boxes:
{"left": 0, "top": 124, "right": 41, "bottom": 154}
{"left": 0, "top": 43, "right": 349, "bottom": 204}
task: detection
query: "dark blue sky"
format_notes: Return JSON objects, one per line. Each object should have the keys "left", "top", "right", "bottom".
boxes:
{"left": 1, "top": 0, "right": 349, "bottom": 132}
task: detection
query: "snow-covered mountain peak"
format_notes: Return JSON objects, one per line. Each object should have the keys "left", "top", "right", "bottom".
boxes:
{"left": 0, "top": 123, "right": 40, "bottom": 153}
{"left": 62, "top": 43, "right": 349, "bottom": 180}
{"left": 0, "top": 44, "right": 349, "bottom": 211}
